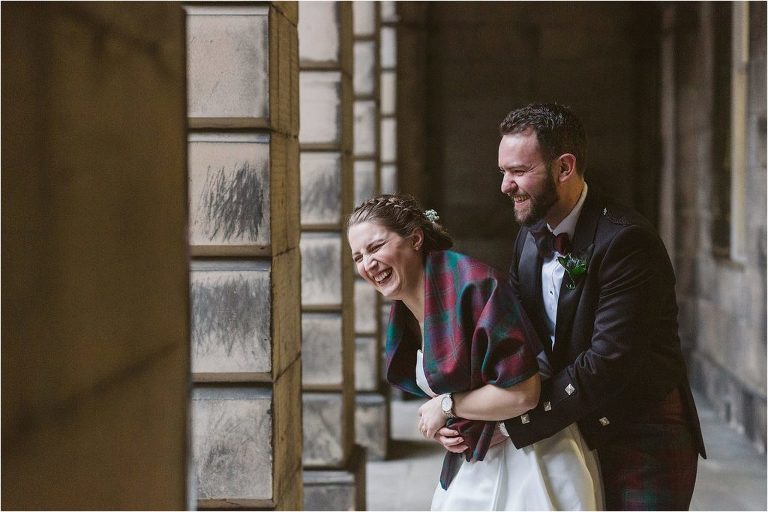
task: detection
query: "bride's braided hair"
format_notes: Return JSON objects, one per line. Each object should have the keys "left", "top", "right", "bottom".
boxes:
{"left": 347, "top": 193, "right": 453, "bottom": 253}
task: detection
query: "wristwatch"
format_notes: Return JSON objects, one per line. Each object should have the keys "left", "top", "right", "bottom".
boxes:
{"left": 441, "top": 393, "right": 456, "bottom": 418}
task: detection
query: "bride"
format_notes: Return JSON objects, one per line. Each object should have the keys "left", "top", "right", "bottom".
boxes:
{"left": 347, "top": 193, "right": 603, "bottom": 511}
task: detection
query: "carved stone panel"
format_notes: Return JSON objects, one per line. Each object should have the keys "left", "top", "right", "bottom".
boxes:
{"left": 354, "top": 100, "right": 377, "bottom": 156}
{"left": 301, "top": 233, "right": 342, "bottom": 306}
{"left": 301, "top": 152, "right": 342, "bottom": 226}
{"left": 302, "top": 313, "right": 343, "bottom": 386}
{"left": 355, "top": 394, "right": 388, "bottom": 460}
{"left": 354, "top": 280, "right": 377, "bottom": 334}
{"left": 353, "top": 160, "right": 376, "bottom": 206}
{"left": 380, "top": 26, "right": 396, "bottom": 67}
{"left": 299, "top": 71, "right": 342, "bottom": 145}
{"left": 380, "top": 117, "right": 396, "bottom": 162}
{"left": 380, "top": 1, "right": 397, "bottom": 22}
{"left": 380, "top": 71, "right": 396, "bottom": 116}
{"left": 354, "top": 41, "right": 376, "bottom": 96}
{"left": 354, "top": 337, "right": 378, "bottom": 392}
{"left": 186, "top": 5, "right": 269, "bottom": 119}
{"left": 189, "top": 133, "right": 271, "bottom": 247}
{"left": 190, "top": 261, "right": 271, "bottom": 375}
{"left": 193, "top": 387, "right": 273, "bottom": 502}
{"left": 303, "top": 393, "right": 344, "bottom": 466}
{"left": 298, "top": 2, "right": 340, "bottom": 65}
{"left": 352, "top": 2, "right": 376, "bottom": 36}
{"left": 381, "top": 164, "right": 397, "bottom": 195}
{"left": 303, "top": 470, "right": 356, "bottom": 511}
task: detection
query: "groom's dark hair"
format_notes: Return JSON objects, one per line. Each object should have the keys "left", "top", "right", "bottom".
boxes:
{"left": 499, "top": 103, "right": 587, "bottom": 176}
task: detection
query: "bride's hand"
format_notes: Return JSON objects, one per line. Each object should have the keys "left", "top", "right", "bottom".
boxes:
{"left": 437, "top": 427, "right": 468, "bottom": 453}
{"left": 417, "top": 395, "right": 447, "bottom": 439}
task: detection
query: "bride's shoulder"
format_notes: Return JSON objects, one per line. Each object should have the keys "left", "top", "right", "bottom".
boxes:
{"left": 431, "top": 250, "right": 502, "bottom": 282}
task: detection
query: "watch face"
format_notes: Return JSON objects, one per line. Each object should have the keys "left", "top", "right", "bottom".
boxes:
{"left": 441, "top": 396, "right": 452, "bottom": 412}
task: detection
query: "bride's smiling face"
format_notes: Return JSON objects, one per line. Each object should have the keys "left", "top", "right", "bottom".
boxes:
{"left": 347, "top": 221, "right": 424, "bottom": 302}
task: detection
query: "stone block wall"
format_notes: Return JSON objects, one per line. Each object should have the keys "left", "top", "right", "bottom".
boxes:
{"left": 186, "top": 3, "right": 303, "bottom": 508}
{"left": 396, "top": 2, "right": 660, "bottom": 271}
{"left": 660, "top": 2, "right": 766, "bottom": 453}
{"left": 2, "top": 3, "right": 189, "bottom": 509}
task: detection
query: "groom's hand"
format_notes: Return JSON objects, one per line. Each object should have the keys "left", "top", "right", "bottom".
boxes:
{"left": 436, "top": 427, "right": 468, "bottom": 453}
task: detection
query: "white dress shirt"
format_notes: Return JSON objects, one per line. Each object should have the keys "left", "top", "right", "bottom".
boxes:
{"left": 541, "top": 183, "right": 588, "bottom": 350}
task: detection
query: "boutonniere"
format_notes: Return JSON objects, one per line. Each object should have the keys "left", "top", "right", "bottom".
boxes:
{"left": 557, "top": 253, "right": 588, "bottom": 290}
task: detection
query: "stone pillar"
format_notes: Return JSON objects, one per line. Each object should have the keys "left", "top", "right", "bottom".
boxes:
{"left": 299, "top": 2, "right": 365, "bottom": 510}
{"left": 2, "top": 3, "right": 188, "bottom": 509}
{"left": 377, "top": 1, "right": 403, "bottom": 400}
{"left": 397, "top": 3, "right": 430, "bottom": 204}
{"left": 351, "top": 1, "right": 390, "bottom": 463}
{"left": 379, "top": 1, "right": 399, "bottom": 196}
{"left": 658, "top": 5, "right": 677, "bottom": 263}
{"left": 185, "top": 3, "right": 302, "bottom": 509}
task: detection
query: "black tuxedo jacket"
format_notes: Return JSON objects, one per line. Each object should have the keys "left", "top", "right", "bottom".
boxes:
{"left": 503, "top": 186, "right": 706, "bottom": 457}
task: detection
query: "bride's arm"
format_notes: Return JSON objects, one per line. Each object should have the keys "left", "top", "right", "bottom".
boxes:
{"left": 418, "top": 373, "right": 540, "bottom": 439}
{"left": 453, "top": 372, "right": 540, "bottom": 420}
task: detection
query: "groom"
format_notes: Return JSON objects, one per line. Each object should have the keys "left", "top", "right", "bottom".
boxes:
{"left": 440, "top": 103, "right": 706, "bottom": 510}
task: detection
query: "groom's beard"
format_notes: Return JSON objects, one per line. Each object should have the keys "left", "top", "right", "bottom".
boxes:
{"left": 517, "top": 165, "right": 559, "bottom": 227}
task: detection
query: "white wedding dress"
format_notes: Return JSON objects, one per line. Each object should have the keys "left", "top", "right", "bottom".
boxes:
{"left": 416, "top": 350, "right": 604, "bottom": 511}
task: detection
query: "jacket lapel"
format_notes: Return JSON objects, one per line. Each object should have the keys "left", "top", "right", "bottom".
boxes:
{"left": 518, "top": 224, "right": 553, "bottom": 359}
{"left": 552, "top": 188, "right": 603, "bottom": 369}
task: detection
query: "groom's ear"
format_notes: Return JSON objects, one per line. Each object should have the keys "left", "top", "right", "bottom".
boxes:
{"left": 556, "top": 153, "right": 577, "bottom": 182}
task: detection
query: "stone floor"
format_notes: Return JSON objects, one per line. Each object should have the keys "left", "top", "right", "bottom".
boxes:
{"left": 367, "top": 393, "right": 767, "bottom": 511}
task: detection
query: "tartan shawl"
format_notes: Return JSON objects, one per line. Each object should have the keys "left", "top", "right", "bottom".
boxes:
{"left": 385, "top": 250, "right": 539, "bottom": 486}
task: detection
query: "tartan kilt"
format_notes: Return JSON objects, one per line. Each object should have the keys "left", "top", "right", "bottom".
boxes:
{"left": 598, "top": 422, "right": 699, "bottom": 511}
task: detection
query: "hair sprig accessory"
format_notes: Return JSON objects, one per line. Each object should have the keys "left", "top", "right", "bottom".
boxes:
{"left": 424, "top": 209, "right": 440, "bottom": 223}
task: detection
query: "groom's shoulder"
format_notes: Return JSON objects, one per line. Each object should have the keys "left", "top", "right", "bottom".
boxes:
{"left": 589, "top": 187, "right": 655, "bottom": 234}
{"left": 600, "top": 201, "right": 653, "bottom": 231}
{"left": 590, "top": 198, "right": 669, "bottom": 262}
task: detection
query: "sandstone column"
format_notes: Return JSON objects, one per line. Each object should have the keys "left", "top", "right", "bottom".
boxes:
{"left": 380, "top": 1, "right": 399, "bottom": 196}
{"left": 299, "top": 2, "right": 365, "bottom": 510}
{"left": 2, "top": 3, "right": 189, "bottom": 509}
{"left": 185, "top": 3, "right": 302, "bottom": 509}
{"left": 377, "top": 1, "right": 403, "bottom": 400}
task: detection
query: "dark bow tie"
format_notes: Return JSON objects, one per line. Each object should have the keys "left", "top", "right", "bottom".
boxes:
{"left": 531, "top": 225, "right": 571, "bottom": 259}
